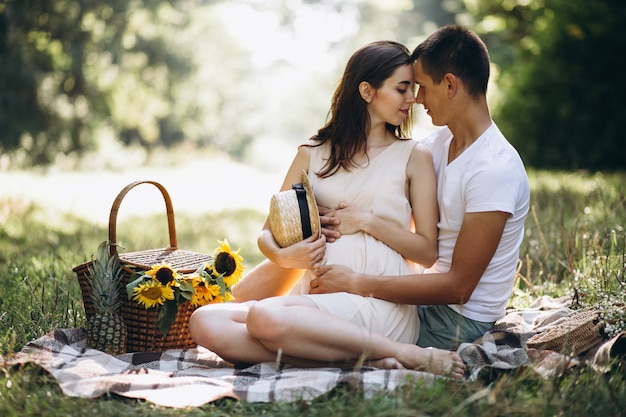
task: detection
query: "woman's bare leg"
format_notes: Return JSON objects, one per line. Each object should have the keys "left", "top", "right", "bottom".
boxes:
{"left": 189, "top": 301, "right": 343, "bottom": 367}
{"left": 246, "top": 296, "right": 465, "bottom": 378}
{"left": 189, "top": 302, "right": 277, "bottom": 364}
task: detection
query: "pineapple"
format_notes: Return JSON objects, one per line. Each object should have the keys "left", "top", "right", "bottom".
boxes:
{"left": 86, "top": 240, "right": 127, "bottom": 355}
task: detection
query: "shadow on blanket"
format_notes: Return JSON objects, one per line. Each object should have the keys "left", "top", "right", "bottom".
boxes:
{"left": 3, "top": 296, "right": 625, "bottom": 408}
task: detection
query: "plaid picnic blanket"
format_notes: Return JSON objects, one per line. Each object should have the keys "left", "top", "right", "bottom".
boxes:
{"left": 6, "top": 328, "right": 436, "bottom": 407}
{"left": 3, "top": 296, "right": 625, "bottom": 408}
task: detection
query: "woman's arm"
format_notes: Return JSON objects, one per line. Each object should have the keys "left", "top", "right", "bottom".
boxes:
{"left": 232, "top": 144, "right": 326, "bottom": 301}
{"left": 256, "top": 145, "right": 327, "bottom": 270}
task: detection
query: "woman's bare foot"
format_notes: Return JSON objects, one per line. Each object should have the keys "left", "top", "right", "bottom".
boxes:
{"left": 368, "top": 357, "right": 405, "bottom": 369}
{"left": 395, "top": 344, "right": 466, "bottom": 379}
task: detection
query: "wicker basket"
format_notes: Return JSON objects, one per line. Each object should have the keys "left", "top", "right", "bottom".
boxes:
{"left": 73, "top": 180, "right": 213, "bottom": 352}
{"left": 526, "top": 310, "right": 604, "bottom": 356}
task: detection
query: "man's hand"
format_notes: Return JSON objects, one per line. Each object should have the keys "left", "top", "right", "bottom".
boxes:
{"left": 309, "top": 264, "right": 359, "bottom": 295}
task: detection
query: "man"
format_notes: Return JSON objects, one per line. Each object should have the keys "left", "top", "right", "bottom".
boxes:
{"left": 233, "top": 25, "right": 530, "bottom": 350}
{"left": 309, "top": 25, "right": 530, "bottom": 349}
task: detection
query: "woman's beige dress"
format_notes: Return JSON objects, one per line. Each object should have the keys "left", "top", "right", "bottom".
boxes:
{"left": 293, "top": 138, "right": 422, "bottom": 344}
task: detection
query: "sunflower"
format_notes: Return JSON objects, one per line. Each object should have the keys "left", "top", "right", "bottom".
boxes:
{"left": 212, "top": 239, "right": 245, "bottom": 287}
{"left": 189, "top": 275, "right": 222, "bottom": 307}
{"left": 132, "top": 280, "right": 175, "bottom": 308}
{"left": 217, "top": 292, "right": 235, "bottom": 303}
{"left": 144, "top": 262, "right": 179, "bottom": 286}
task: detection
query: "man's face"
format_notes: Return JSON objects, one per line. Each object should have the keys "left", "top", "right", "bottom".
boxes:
{"left": 414, "top": 60, "right": 449, "bottom": 127}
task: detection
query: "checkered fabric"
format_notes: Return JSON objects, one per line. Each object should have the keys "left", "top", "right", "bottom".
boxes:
{"left": 5, "top": 296, "right": 624, "bottom": 408}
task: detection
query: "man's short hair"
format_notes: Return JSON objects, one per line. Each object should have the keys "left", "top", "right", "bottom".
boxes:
{"left": 411, "top": 25, "right": 490, "bottom": 98}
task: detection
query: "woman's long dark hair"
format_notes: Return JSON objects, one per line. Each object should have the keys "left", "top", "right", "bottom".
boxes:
{"left": 309, "top": 40, "right": 413, "bottom": 178}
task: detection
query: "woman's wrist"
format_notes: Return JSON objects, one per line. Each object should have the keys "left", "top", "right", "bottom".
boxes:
{"left": 360, "top": 211, "right": 376, "bottom": 235}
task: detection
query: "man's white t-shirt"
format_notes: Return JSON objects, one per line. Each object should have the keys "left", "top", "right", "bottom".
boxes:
{"left": 420, "top": 123, "right": 530, "bottom": 322}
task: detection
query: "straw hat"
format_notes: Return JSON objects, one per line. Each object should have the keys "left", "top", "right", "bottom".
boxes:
{"left": 269, "top": 170, "right": 321, "bottom": 248}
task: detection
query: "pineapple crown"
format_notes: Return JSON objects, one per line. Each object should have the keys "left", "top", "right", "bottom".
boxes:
{"left": 88, "top": 240, "right": 125, "bottom": 314}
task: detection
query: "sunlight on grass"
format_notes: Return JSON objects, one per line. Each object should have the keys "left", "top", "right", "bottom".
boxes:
{"left": 1, "top": 168, "right": 625, "bottom": 416}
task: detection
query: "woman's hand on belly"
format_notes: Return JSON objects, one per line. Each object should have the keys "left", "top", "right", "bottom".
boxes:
{"left": 319, "top": 205, "right": 341, "bottom": 242}
{"left": 331, "top": 204, "right": 371, "bottom": 235}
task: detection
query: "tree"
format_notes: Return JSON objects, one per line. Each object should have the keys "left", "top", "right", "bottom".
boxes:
{"left": 466, "top": 0, "right": 626, "bottom": 171}
{"left": 0, "top": 0, "right": 194, "bottom": 166}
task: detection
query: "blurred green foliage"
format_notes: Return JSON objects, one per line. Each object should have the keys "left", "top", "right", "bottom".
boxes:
{"left": 0, "top": 0, "right": 197, "bottom": 165}
{"left": 1, "top": 0, "right": 623, "bottom": 170}
{"left": 467, "top": 0, "right": 626, "bottom": 170}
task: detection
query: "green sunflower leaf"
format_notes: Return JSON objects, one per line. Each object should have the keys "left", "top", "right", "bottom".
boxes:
{"left": 156, "top": 299, "right": 178, "bottom": 337}
{"left": 126, "top": 274, "right": 150, "bottom": 299}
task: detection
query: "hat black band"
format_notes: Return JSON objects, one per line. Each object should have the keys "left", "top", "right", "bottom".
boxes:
{"left": 292, "top": 183, "right": 312, "bottom": 239}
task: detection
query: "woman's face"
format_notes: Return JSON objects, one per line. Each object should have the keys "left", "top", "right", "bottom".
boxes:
{"left": 367, "top": 64, "right": 416, "bottom": 127}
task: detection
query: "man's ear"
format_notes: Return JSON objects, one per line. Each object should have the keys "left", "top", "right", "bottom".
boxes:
{"left": 444, "top": 73, "right": 457, "bottom": 97}
{"left": 359, "top": 81, "right": 374, "bottom": 103}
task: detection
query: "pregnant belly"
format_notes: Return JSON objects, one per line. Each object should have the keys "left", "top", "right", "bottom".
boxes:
{"left": 325, "top": 232, "right": 414, "bottom": 275}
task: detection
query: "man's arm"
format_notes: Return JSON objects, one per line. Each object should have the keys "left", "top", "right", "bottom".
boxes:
{"left": 310, "top": 211, "right": 510, "bottom": 305}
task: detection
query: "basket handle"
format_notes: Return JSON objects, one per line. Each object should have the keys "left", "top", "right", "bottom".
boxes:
{"left": 108, "top": 180, "right": 177, "bottom": 255}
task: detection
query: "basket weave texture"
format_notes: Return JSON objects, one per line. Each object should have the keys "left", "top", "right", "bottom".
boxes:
{"left": 526, "top": 310, "right": 604, "bottom": 356}
{"left": 73, "top": 180, "right": 212, "bottom": 352}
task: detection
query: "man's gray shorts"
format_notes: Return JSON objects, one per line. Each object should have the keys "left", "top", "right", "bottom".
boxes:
{"left": 416, "top": 304, "right": 494, "bottom": 350}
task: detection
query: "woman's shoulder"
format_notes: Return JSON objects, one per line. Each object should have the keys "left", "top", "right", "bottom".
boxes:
{"left": 298, "top": 138, "right": 329, "bottom": 156}
{"left": 392, "top": 138, "right": 432, "bottom": 159}
{"left": 298, "top": 137, "right": 328, "bottom": 148}
{"left": 398, "top": 140, "right": 433, "bottom": 177}
{"left": 297, "top": 138, "right": 330, "bottom": 172}
{"left": 411, "top": 141, "right": 433, "bottom": 157}
{"left": 405, "top": 140, "right": 435, "bottom": 174}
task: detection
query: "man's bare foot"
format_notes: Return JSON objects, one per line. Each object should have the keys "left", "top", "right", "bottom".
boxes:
{"left": 396, "top": 344, "right": 466, "bottom": 379}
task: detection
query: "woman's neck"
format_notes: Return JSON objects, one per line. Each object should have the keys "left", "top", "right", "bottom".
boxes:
{"left": 367, "top": 124, "right": 395, "bottom": 147}
{"left": 363, "top": 128, "right": 396, "bottom": 160}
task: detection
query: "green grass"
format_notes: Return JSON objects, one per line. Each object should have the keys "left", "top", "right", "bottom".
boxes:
{"left": 1, "top": 169, "right": 625, "bottom": 416}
